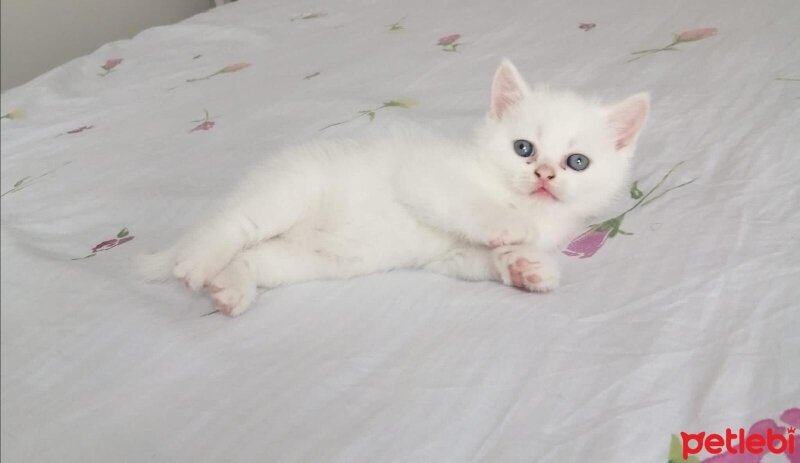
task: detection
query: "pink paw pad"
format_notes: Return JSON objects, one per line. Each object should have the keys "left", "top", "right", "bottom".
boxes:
{"left": 507, "top": 258, "right": 543, "bottom": 290}
{"left": 525, "top": 274, "right": 541, "bottom": 284}
{"left": 515, "top": 258, "right": 531, "bottom": 267}
{"left": 212, "top": 297, "right": 235, "bottom": 316}
{"left": 508, "top": 266, "right": 525, "bottom": 288}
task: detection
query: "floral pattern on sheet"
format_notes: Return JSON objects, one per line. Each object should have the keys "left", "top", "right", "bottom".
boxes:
{"left": 73, "top": 228, "right": 135, "bottom": 260}
{"left": 189, "top": 109, "right": 216, "bottom": 132}
{"left": 99, "top": 58, "right": 123, "bottom": 76}
{"left": 1, "top": 109, "right": 25, "bottom": 120}
{"left": 668, "top": 434, "right": 702, "bottom": 463}
{"left": 1, "top": 162, "right": 72, "bottom": 199}
{"left": 666, "top": 407, "right": 799, "bottom": 462}
{"left": 291, "top": 12, "right": 326, "bottom": 21}
{"left": 629, "top": 28, "right": 718, "bottom": 62}
{"left": 438, "top": 34, "right": 462, "bottom": 52}
{"left": 186, "top": 63, "right": 251, "bottom": 83}
{"left": 387, "top": 17, "right": 406, "bottom": 32}
{"left": 61, "top": 125, "right": 94, "bottom": 135}
{"left": 319, "top": 97, "right": 418, "bottom": 131}
{"left": 564, "top": 162, "right": 695, "bottom": 258}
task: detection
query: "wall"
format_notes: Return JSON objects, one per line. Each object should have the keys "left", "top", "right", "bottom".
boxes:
{"left": 0, "top": 0, "right": 213, "bottom": 92}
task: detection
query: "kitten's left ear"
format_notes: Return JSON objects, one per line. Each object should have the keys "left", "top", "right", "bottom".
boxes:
{"left": 606, "top": 93, "right": 650, "bottom": 153}
{"left": 490, "top": 59, "right": 531, "bottom": 120}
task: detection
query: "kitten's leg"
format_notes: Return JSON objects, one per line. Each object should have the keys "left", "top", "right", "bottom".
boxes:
{"left": 400, "top": 181, "right": 535, "bottom": 247}
{"left": 424, "top": 246, "right": 500, "bottom": 281}
{"left": 173, "top": 173, "right": 319, "bottom": 290}
{"left": 171, "top": 217, "right": 258, "bottom": 291}
{"left": 426, "top": 206, "right": 535, "bottom": 248}
{"left": 205, "top": 254, "right": 258, "bottom": 317}
{"left": 491, "top": 245, "right": 560, "bottom": 292}
{"left": 205, "top": 238, "right": 348, "bottom": 317}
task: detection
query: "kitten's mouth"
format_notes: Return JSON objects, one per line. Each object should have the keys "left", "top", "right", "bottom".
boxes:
{"left": 531, "top": 185, "right": 558, "bottom": 200}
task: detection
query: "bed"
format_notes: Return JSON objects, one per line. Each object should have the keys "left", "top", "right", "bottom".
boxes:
{"left": 2, "top": 0, "right": 799, "bottom": 461}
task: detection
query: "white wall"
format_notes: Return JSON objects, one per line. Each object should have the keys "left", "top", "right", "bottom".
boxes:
{"left": 1, "top": 0, "right": 213, "bottom": 92}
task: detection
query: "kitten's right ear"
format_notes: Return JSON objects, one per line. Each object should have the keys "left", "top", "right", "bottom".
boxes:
{"left": 490, "top": 59, "right": 530, "bottom": 120}
{"left": 606, "top": 93, "right": 650, "bottom": 153}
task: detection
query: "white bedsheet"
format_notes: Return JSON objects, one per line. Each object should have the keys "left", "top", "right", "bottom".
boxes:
{"left": 2, "top": 0, "right": 799, "bottom": 461}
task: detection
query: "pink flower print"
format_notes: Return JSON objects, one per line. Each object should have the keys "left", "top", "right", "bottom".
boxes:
{"left": 677, "top": 28, "right": 718, "bottom": 42}
{"left": 221, "top": 62, "right": 250, "bottom": 73}
{"left": 629, "top": 27, "right": 718, "bottom": 62}
{"left": 437, "top": 34, "right": 463, "bottom": 52}
{"left": 103, "top": 58, "right": 123, "bottom": 69}
{"left": 187, "top": 62, "right": 251, "bottom": 82}
{"left": 563, "top": 213, "right": 631, "bottom": 258}
{"left": 92, "top": 239, "right": 118, "bottom": 253}
{"left": 782, "top": 409, "right": 800, "bottom": 428}
{"left": 99, "top": 58, "right": 122, "bottom": 76}
{"left": 189, "top": 109, "right": 216, "bottom": 133}
{"left": 579, "top": 23, "right": 596, "bottom": 31}
{"left": 92, "top": 235, "right": 134, "bottom": 253}
{"left": 75, "top": 228, "right": 134, "bottom": 260}
{"left": 564, "top": 162, "right": 695, "bottom": 259}
{"left": 563, "top": 228, "right": 610, "bottom": 258}
{"left": 191, "top": 121, "right": 215, "bottom": 132}
{"left": 438, "top": 34, "right": 460, "bottom": 46}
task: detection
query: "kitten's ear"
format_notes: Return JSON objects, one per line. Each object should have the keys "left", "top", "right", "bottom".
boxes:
{"left": 606, "top": 93, "right": 650, "bottom": 152}
{"left": 490, "top": 59, "right": 531, "bottom": 120}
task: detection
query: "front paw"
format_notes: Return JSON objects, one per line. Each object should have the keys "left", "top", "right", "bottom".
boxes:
{"left": 492, "top": 246, "right": 560, "bottom": 292}
{"left": 172, "top": 243, "right": 233, "bottom": 291}
{"left": 487, "top": 225, "right": 532, "bottom": 248}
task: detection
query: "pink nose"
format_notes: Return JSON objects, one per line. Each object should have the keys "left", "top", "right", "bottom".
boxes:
{"left": 535, "top": 165, "right": 556, "bottom": 180}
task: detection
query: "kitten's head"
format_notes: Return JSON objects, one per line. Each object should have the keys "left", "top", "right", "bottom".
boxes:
{"left": 476, "top": 59, "right": 649, "bottom": 218}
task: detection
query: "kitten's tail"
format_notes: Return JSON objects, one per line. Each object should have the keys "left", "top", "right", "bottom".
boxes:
{"left": 133, "top": 246, "right": 178, "bottom": 282}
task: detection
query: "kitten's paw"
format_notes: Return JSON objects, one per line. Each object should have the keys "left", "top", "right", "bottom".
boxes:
{"left": 492, "top": 246, "right": 560, "bottom": 292}
{"left": 486, "top": 224, "right": 532, "bottom": 249}
{"left": 206, "top": 258, "right": 257, "bottom": 317}
{"left": 173, "top": 245, "right": 233, "bottom": 291}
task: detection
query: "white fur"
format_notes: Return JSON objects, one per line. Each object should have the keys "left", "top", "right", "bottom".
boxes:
{"left": 135, "top": 59, "right": 649, "bottom": 317}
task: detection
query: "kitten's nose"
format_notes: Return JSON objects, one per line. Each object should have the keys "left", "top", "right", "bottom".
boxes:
{"left": 535, "top": 165, "right": 556, "bottom": 180}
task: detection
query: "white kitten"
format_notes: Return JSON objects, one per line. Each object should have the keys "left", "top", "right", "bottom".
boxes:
{"left": 136, "top": 59, "right": 649, "bottom": 317}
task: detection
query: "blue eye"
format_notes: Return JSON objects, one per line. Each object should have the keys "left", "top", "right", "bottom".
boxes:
{"left": 566, "top": 153, "right": 590, "bottom": 171}
{"left": 513, "top": 139, "right": 535, "bottom": 157}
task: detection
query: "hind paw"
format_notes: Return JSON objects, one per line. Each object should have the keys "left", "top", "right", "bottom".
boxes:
{"left": 205, "top": 258, "right": 257, "bottom": 317}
